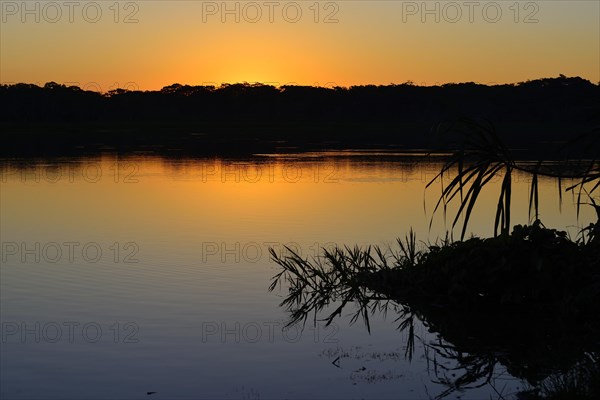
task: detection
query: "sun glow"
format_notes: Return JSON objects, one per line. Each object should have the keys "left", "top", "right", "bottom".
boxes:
{"left": 0, "top": 1, "right": 598, "bottom": 89}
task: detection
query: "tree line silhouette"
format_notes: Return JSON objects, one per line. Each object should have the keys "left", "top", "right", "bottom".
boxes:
{"left": 1, "top": 76, "right": 598, "bottom": 156}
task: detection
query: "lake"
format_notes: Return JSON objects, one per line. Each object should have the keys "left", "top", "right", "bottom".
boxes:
{"left": 1, "top": 152, "right": 596, "bottom": 399}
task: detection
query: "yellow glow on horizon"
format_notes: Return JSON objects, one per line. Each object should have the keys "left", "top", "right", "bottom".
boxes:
{"left": 0, "top": 1, "right": 598, "bottom": 90}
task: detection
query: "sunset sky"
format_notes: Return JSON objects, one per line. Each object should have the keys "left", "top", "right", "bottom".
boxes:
{"left": 1, "top": 1, "right": 598, "bottom": 91}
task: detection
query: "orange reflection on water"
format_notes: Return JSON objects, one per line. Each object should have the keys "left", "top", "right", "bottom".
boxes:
{"left": 1, "top": 155, "right": 596, "bottom": 253}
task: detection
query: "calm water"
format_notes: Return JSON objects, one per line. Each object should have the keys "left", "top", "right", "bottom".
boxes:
{"left": 0, "top": 153, "right": 595, "bottom": 399}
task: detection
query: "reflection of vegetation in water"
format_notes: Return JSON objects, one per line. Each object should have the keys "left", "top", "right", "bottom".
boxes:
{"left": 537, "top": 354, "right": 600, "bottom": 400}
{"left": 269, "top": 223, "right": 599, "bottom": 398}
{"left": 269, "top": 122, "right": 599, "bottom": 399}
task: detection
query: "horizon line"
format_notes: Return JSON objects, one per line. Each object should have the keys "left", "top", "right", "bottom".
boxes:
{"left": 2, "top": 75, "right": 599, "bottom": 94}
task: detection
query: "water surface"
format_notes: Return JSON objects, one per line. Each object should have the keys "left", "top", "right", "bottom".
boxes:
{"left": 1, "top": 153, "right": 595, "bottom": 399}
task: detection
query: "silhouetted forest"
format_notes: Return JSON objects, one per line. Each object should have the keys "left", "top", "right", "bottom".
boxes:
{"left": 1, "top": 76, "right": 598, "bottom": 156}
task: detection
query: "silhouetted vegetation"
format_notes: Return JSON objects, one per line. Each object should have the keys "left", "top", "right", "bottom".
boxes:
{"left": 269, "top": 222, "right": 600, "bottom": 398}
{"left": 268, "top": 122, "right": 599, "bottom": 398}
{"left": 1, "top": 76, "right": 598, "bottom": 157}
{"left": 427, "top": 118, "right": 599, "bottom": 239}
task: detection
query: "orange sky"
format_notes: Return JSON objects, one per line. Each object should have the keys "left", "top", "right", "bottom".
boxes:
{"left": 1, "top": 1, "right": 598, "bottom": 91}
